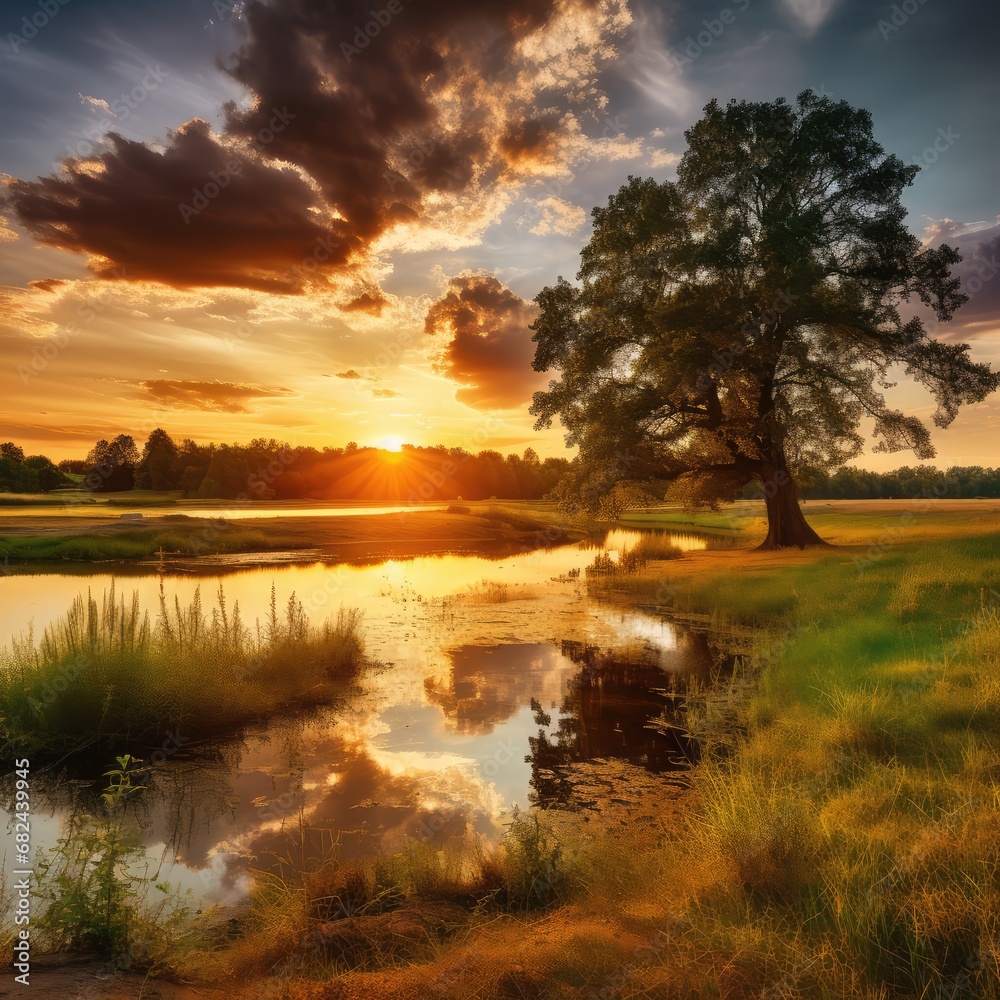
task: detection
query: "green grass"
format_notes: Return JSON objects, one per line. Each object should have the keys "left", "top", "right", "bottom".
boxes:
{"left": 572, "top": 526, "right": 1000, "bottom": 997}
{"left": 235, "top": 515, "right": 1000, "bottom": 999}
{"left": 0, "top": 504, "right": 581, "bottom": 565}
{"left": 0, "top": 582, "right": 365, "bottom": 757}
{"left": 0, "top": 525, "right": 308, "bottom": 562}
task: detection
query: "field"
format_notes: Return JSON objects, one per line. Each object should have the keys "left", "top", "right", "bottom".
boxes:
{"left": 5, "top": 501, "right": 1000, "bottom": 998}
{"left": 204, "top": 502, "right": 1000, "bottom": 999}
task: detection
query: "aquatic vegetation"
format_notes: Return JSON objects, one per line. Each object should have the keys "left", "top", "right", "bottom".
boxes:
{"left": 586, "top": 532, "right": 683, "bottom": 579}
{"left": 0, "top": 581, "right": 365, "bottom": 755}
{"left": 35, "top": 755, "right": 195, "bottom": 965}
{"left": 227, "top": 807, "right": 567, "bottom": 981}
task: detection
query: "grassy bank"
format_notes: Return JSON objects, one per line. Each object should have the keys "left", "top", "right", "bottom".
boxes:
{"left": 0, "top": 582, "right": 365, "bottom": 757}
{"left": 0, "top": 523, "right": 295, "bottom": 562}
{"left": 198, "top": 512, "right": 1000, "bottom": 998}
{"left": 0, "top": 505, "right": 582, "bottom": 565}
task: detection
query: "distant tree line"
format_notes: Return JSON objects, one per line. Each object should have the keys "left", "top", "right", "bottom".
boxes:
{"left": 43, "top": 429, "right": 573, "bottom": 501}
{"left": 744, "top": 465, "right": 1000, "bottom": 501}
{"left": 6, "top": 430, "right": 1000, "bottom": 503}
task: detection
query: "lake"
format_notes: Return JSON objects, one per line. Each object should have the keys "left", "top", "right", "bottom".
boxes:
{"left": 0, "top": 520, "right": 731, "bottom": 908}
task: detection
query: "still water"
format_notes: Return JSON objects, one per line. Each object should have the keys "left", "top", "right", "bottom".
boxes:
{"left": 0, "top": 528, "right": 729, "bottom": 907}
{"left": 0, "top": 501, "right": 449, "bottom": 521}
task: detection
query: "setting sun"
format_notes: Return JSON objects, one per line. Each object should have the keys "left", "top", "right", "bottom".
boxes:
{"left": 379, "top": 436, "right": 404, "bottom": 452}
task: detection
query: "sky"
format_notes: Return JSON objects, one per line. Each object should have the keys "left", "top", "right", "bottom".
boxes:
{"left": 0, "top": 0, "right": 998, "bottom": 467}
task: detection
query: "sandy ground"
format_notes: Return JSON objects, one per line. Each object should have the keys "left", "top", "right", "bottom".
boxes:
{"left": 0, "top": 960, "right": 231, "bottom": 999}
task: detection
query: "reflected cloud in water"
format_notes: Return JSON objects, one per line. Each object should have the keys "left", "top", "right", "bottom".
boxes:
{"left": 1, "top": 525, "right": 734, "bottom": 905}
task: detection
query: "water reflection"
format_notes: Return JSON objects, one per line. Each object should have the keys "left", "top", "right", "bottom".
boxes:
{"left": 526, "top": 639, "right": 717, "bottom": 811}
{"left": 1, "top": 527, "right": 735, "bottom": 905}
{"left": 425, "top": 644, "right": 575, "bottom": 735}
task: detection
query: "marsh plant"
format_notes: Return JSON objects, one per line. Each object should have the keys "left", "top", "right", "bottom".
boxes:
{"left": 0, "top": 581, "right": 365, "bottom": 755}
{"left": 587, "top": 533, "right": 683, "bottom": 579}
{"left": 229, "top": 807, "right": 567, "bottom": 979}
{"left": 36, "top": 755, "right": 193, "bottom": 964}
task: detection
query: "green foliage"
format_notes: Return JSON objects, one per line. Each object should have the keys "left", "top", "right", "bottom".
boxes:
{"left": 36, "top": 755, "right": 193, "bottom": 964}
{"left": 531, "top": 92, "right": 998, "bottom": 544}
{"left": 496, "top": 807, "right": 564, "bottom": 910}
{"left": 0, "top": 582, "right": 365, "bottom": 756}
{"left": 0, "top": 441, "right": 69, "bottom": 493}
{"left": 86, "top": 434, "right": 141, "bottom": 491}
{"left": 0, "top": 525, "right": 303, "bottom": 563}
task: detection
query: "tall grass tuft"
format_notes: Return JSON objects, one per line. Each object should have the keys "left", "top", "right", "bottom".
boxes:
{"left": 587, "top": 532, "right": 683, "bottom": 582}
{"left": 228, "top": 809, "right": 568, "bottom": 979}
{"left": 0, "top": 581, "right": 365, "bottom": 756}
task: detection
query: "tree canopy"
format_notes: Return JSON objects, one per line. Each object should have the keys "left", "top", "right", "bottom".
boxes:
{"left": 530, "top": 91, "right": 999, "bottom": 547}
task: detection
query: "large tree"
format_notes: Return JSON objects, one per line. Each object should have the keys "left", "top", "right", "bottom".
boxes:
{"left": 530, "top": 92, "right": 998, "bottom": 547}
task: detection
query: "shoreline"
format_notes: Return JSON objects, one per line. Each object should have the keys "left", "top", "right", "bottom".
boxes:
{"left": 0, "top": 506, "right": 587, "bottom": 567}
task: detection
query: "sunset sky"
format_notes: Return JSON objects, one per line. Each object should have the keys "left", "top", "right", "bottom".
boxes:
{"left": 1, "top": 0, "right": 998, "bottom": 466}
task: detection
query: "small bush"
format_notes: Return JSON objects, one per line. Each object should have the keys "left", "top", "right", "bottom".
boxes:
{"left": 36, "top": 755, "right": 195, "bottom": 964}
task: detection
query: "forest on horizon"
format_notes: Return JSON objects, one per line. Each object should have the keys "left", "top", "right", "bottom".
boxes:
{"left": 2, "top": 430, "right": 1000, "bottom": 504}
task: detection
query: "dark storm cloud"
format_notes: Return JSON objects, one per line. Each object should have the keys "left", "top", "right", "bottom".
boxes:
{"left": 424, "top": 272, "right": 546, "bottom": 409}
{"left": 955, "top": 232, "right": 1000, "bottom": 330}
{"left": 497, "top": 119, "right": 561, "bottom": 172}
{"left": 5, "top": 119, "right": 342, "bottom": 292}
{"left": 922, "top": 220, "right": 1000, "bottom": 338}
{"left": 4, "top": 0, "right": 616, "bottom": 291}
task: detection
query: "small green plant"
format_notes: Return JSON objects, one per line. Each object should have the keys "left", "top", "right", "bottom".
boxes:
{"left": 35, "top": 755, "right": 192, "bottom": 965}
{"left": 498, "top": 806, "right": 564, "bottom": 909}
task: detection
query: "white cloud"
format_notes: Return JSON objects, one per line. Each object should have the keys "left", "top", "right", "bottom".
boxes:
{"left": 78, "top": 93, "right": 116, "bottom": 117}
{"left": 528, "top": 196, "right": 587, "bottom": 236}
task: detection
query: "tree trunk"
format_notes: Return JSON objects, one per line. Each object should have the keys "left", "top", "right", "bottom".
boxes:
{"left": 757, "top": 462, "right": 828, "bottom": 549}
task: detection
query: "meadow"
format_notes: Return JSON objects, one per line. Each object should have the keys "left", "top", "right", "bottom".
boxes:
{"left": 3, "top": 502, "right": 1000, "bottom": 998}
{"left": 0, "top": 502, "right": 579, "bottom": 566}
{"left": 200, "top": 503, "right": 1000, "bottom": 999}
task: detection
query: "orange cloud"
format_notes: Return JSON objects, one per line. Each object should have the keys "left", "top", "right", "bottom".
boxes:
{"left": 125, "top": 379, "right": 297, "bottom": 413}
{"left": 424, "top": 272, "right": 546, "bottom": 409}
{"left": 3, "top": 0, "right": 630, "bottom": 293}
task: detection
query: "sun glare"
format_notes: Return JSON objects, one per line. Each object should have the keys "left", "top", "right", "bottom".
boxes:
{"left": 379, "top": 436, "right": 404, "bottom": 452}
